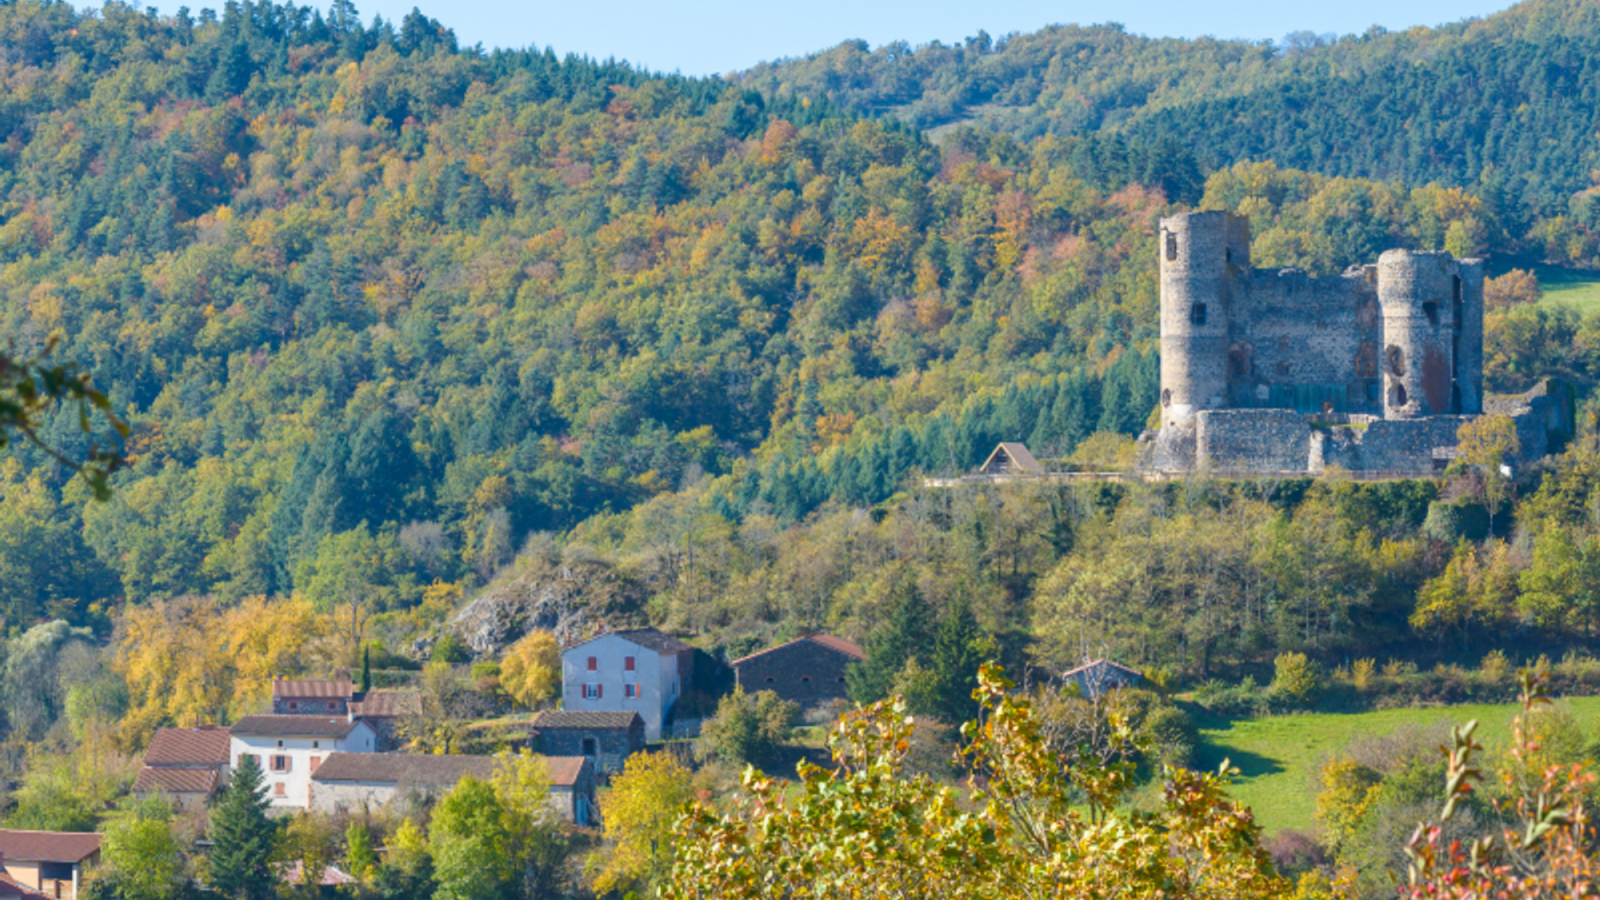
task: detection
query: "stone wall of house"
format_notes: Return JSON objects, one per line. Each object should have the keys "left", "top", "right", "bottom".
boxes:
{"left": 733, "top": 641, "right": 857, "bottom": 707}
{"left": 533, "top": 726, "right": 642, "bottom": 777}
{"left": 274, "top": 697, "right": 347, "bottom": 716}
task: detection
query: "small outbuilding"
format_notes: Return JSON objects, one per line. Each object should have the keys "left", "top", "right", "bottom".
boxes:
{"left": 0, "top": 831, "right": 101, "bottom": 900}
{"left": 273, "top": 679, "right": 356, "bottom": 716}
{"left": 1061, "top": 659, "right": 1145, "bottom": 699}
{"left": 731, "top": 634, "right": 865, "bottom": 707}
{"left": 527, "top": 710, "right": 646, "bottom": 777}
{"left": 978, "top": 442, "right": 1043, "bottom": 476}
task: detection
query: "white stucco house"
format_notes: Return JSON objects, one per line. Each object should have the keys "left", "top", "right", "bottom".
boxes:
{"left": 228, "top": 716, "right": 377, "bottom": 811}
{"left": 561, "top": 628, "right": 694, "bottom": 741}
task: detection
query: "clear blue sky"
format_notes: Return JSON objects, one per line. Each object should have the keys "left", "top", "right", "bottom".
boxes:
{"left": 141, "top": 0, "right": 1522, "bottom": 75}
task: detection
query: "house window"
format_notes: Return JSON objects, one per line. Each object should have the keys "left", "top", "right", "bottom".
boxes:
{"left": 288, "top": 701, "right": 299, "bottom": 711}
{"left": 327, "top": 702, "right": 337, "bottom": 711}
{"left": 312, "top": 741, "right": 319, "bottom": 749}
{"left": 276, "top": 740, "right": 284, "bottom": 749}
{"left": 584, "top": 684, "right": 602, "bottom": 700}
{"left": 587, "top": 656, "right": 598, "bottom": 672}
{"left": 310, "top": 756, "right": 322, "bottom": 772}
{"left": 273, "top": 782, "right": 286, "bottom": 797}
{"left": 582, "top": 737, "right": 598, "bottom": 756}
{"left": 39, "top": 863, "right": 72, "bottom": 881}
{"left": 624, "top": 656, "right": 635, "bottom": 671}
{"left": 271, "top": 755, "right": 291, "bottom": 773}
{"left": 624, "top": 684, "right": 638, "bottom": 699}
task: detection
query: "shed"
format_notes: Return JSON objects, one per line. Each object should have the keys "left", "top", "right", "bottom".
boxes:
{"left": 978, "top": 443, "right": 1043, "bottom": 476}
{"left": 731, "top": 634, "right": 865, "bottom": 707}
{"left": 527, "top": 710, "right": 646, "bottom": 777}
{"left": 0, "top": 831, "right": 101, "bottom": 900}
{"left": 1061, "top": 659, "right": 1145, "bottom": 699}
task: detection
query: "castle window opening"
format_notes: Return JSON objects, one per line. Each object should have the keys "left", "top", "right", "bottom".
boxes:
{"left": 1165, "top": 231, "right": 1177, "bottom": 261}
{"left": 1229, "top": 343, "right": 1252, "bottom": 377}
{"left": 1453, "top": 275, "right": 1462, "bottom": 304}
{"left": 1189, "top": 303, "right": 1207, "bottom": 326}
{"left": 1161, "top": 389, "right": 1171, "bottom": 408}
{"left": 1423, "top": 301, "right": 1439, "bottom": 327}
{"left": 1389, "top": 383, "right": 1408, "bottom": 407}
{"left": 1386, "top": 345, "right": 1406, "bottom": 377}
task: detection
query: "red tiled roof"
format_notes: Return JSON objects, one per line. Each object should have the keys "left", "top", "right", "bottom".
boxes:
{"left": 0, "top": 871, "right": 48, "bottom": 899}
{"left": 144, "top": 726, "right": 231, "bottom": 766}
{"left": 273, "top": 679, "right": 354, "bottom": 700}
{"left": 349, "top": 690, "right": 422, "bottom": 718}
{"left": 276, "top": 862, "right": 358, "bottom": 886}
{"left": 0, "top": 830, "right": 102, "bottom": 863}
{"left": 730, "top": 633, "right": 866, "bottom": 665}
{"left": 544, "top": 756, "right": 590, "bottom": 787}
{"left": 310, "top": 752, "right": 497, "bottom": 786}
{"left": 134, "top": 767, "right": 218, "bottom": 795}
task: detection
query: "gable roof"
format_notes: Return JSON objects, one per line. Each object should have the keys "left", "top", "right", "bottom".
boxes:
{"left": 144, "top": 726, "right": 231, "bottom": 766}
{"left": 529, "top": 710, "right": 643, "bottom": 731}
{"left": 273, "top": 679, "right": 354, "bottom": 700}
{"left": 349, "top": 690, "right": 422, "bottom": 718}
{"left": 1060, "top": 659, "right": 1143, "bottom": 680}
{"left": 0, "top": 830, "right": 102, "bottom": 864}
{"left": 134, "top": 767, "right": 219, "bottom": 795}
{"left": 0, "top": 871, "right": 48, "bottom": 899}
{"left": 979, "top": 442, "right": 1043, "bottom": 474}
{"left": 566, "top": 627, "right": 694, "bottom": 656}
{"left": 311, "top": 752, "right": 589, "bottom": 788}
{"left": 730, "top": 633, "right": 866, "bottom": 666}
{"left": 230, "top": 716, "right": 365, "bottom": 738}
{"left": 311, "top": 752, "right": 497, "bottom": 786}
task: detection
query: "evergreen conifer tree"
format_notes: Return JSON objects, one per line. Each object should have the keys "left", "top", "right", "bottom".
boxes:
{"left": 360, "top": 643, "right": 372, "bottom": 694}
{"left": 209, "top": 754, "right": 275, "bottom": 899}
{"left": 847, "top": 574, "right": 932, "bottom": 704}
{"left": 928, "top": 597, "right": 987, "bottom": 724}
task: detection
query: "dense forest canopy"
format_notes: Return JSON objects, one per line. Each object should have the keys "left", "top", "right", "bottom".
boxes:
{"left": 0, "top": 0, "right": 1598, "bottom": 668}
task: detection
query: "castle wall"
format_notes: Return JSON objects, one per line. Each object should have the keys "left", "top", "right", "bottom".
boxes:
{"left": 1455, "top": 260, "right": 1486, "bottom": 414}
{"left": 1229, "top": 268, "right": 1380, "bottom": 414}
{"left": 1316, "top": 417, "right": 1471, "bottom": 474}
{"left": 1194, "top": 410, "right": 1311, "bottom": 472}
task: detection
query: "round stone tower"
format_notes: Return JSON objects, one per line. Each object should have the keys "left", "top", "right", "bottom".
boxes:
{"left": 1377, "top": 249, "right": 1457, "bottom": 419}
{"left": 1158, "top": 211, "right": 1246, "bottom": 429}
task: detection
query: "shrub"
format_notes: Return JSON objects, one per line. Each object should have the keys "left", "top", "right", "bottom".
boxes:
{"left": 1478, "top": 649, "right": 1511, "bottom": 683}
{"left": 697, "top": 687, "right": 799, "bottom": 767}
{"left": 1351, "top": 658, "right": 1376, "bottom": 693}
{"left": 1271, "top": 652, "right": 1323, "bottom": 708}
{"left": 431, "top": 632, "right": 472, "bottom": 664}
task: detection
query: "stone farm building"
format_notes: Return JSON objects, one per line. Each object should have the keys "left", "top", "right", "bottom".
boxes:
{"left": 1145, "top": 210, "right": 1569, "bottom": 475}
{"left": 133, "top": 725, "right": 232, "bottom": 811}
{"left": 731, "top": 634, "right": 866, "bottom": 707}
{"left": 526, "top": 710, "right": 646, "bottom": 777}
{"left": 561, "top": 628, "right": 694, "bottom": 741}
{"left": 273, "top": 679, "right": 354, "bottom": 716}
{"left": 1061, "top": 659, "right": 1145, "bottom": 700}
{"left": 0, "top": 831, "right": 101, "bottom": 900}
{"left": 309, "top": 752, "right": 596, "bottom": 824}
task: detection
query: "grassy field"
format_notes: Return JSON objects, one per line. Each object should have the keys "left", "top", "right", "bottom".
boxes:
{"left": 1193, "top": 695, "right": 1600, "bottom": 834}
{"left": 1492, "top": 259, "right": 1600, "bottom": 315}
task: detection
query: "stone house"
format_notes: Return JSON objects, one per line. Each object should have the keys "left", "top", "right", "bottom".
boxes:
{"left": 347, "top": 690, "right": 422, "bottom": 752}
{"left": 561, "top": 629, "right": 694, "bottom": 741}
{"left": 0, "top": 831, "right": 101, "bottom": 900}
{"left": 133, "top": 725, "right": 232, "bottom": 811}
{"left": 229, "top": 716, "right": 377, "bottom": 811}
{"left": 1061, "top": 659, "right": 1144, "bottom": 699}
{"left": 527, "top": 710, "right": 646, "bottom": 777}
{"left": 730, "top": 634, "right": 865, "bottom": 707}
{"left": 977, "top": 442, "right": 1044, "bottom": 476}
{"left": 309, "top": 752, "right": 595, "bottom": 824}
{"left": 272, "top": 679, "right": 355, "bottom": 716}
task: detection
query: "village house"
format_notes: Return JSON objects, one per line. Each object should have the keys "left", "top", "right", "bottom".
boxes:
{"left": 133, "top": 725, "right": 232, "bottom": 811}
{"left": 310, "top": 752, "right": 596, "bottom": 824}
{"left": 1062, "top": 659, "right": 1145, "bottom": 699}
{"left": 229, "top": 716, "right": 377, "bottom": 811}
{"left": 730, "top": 634, "right": 865, "bottom": 707}
{"left": 0, "top": 831, "right": 100, "bottom": 900}
{"left": 346, "top": 690, "right": 422, "bottom": 751}
{"left": 272, "top": 679, "right": 355, "bottom": 716}
{"left": 561, "top": 629, "right": 695, "bottom": 741}
{"left": 526, "top": 710, "right": 646, "bottom": 777}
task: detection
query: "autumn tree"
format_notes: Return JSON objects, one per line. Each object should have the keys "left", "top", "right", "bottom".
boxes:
{"left": 698, "top": 687, "right": 798, "bottom": 767}
{"left": 1456, "top": 414, "right": 1521, "bottom": 530}
{"left": 499, "top": 630, "right": 561, "bottom": 709}
{"left": 594, "top": 751, "right": 696, "bottom": 897}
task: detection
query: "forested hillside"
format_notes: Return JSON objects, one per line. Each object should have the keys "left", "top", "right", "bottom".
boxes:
{"left": 743, "top": 0, "right": 1600, "bottom": 253}
{"left": 0, "top": 0, "right": 1598, "bottom": 673}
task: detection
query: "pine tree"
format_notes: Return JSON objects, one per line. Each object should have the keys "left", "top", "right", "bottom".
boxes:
{"left": 847, "top": 573, "right": 933, "bottom": 704}
{"left": 360, "top": 643, "right": 372, "bottom": 694}
{"left": 928, "top": 597, "right": 987, "bottom": 724}
{"left": 209, "top": 754, "right": 276, "bottom": 900}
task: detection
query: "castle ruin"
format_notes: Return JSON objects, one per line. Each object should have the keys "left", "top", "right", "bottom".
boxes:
{"left": 1143, "top": 210, "right": 1565, "bottom": 475}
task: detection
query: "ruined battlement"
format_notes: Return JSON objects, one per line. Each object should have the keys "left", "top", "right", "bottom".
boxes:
{"left": 1144, "top": 211, "right": 1549, "bottom": 477}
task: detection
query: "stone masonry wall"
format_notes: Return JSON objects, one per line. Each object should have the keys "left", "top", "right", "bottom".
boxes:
{"left": 733, "top": 641, "right": 856, "bottom": 708}
{"left": 1194, "top": 410, "right": 1311, "bottom": 472}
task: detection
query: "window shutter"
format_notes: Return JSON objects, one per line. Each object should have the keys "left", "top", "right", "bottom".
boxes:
{"left": 624, "top": 656, "right": 635, "bottom": 671}
{"left": 588, "top": 656, "right": 598, "bottom": 671}
{"left": 310, "top": 756, "right": 322, "bottom": 772}
{"left": 598, "top": 684, "right": 603, "bottom": 699}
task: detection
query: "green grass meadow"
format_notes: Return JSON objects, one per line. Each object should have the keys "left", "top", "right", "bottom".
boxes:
{"left": 1192, "top": 695, "right": 1600, "bottom": 834}
{"left": 1491, "top": 259, "right": 1600, "bottom": 315}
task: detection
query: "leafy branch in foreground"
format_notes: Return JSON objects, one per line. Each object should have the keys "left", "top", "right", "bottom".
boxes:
{"left": 0, "top": 335, "right": 126, "bottom": 500}
{"left": 1402, "top": 670, "right": 1600, "bottom": 898}
{"left": 665, "top": 663, "right": 1285, "bottom": 899}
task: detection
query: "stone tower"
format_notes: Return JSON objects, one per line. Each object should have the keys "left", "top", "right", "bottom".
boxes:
{"left": 1157, "top": 210, "right": 1250, "bottom": 429}
{"left": 1376, "top": 250, "right": 1485, "bottom": 418}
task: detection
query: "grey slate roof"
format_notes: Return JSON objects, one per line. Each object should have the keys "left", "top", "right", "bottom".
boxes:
{"left": 230, "top": 715, "right": 362, "bottom": 738}
{"left": 529, "top": 710, "right": 643, "bottom": 731}
{"left": 310, "top": 752, "right": 497, "bottom": 786}
{"left": 568, "top": 627, "right": 694, "bottom": 655}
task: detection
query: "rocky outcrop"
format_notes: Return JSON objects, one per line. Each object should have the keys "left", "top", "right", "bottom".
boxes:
{"left": 448, "top": 557, "right": 646, "bottom": 656}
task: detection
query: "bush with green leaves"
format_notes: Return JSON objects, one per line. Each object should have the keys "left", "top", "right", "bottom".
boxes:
{"left": 698, "top": 687, "right": 799, "bottom": 767}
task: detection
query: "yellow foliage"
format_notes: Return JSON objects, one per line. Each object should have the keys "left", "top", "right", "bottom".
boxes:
{"left": 499, "top": 630, "right": 561, "bottom": 708}
{"left": 1314, "top": 758, "right": 1382, "bottom": 853}
{"left": 593, "top": 751, "right": 695, "bottom": 897}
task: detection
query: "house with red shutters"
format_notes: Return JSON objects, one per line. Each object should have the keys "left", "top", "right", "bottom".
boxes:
{"left": 560, "top": 629, "right": 694, "bottom": 741}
